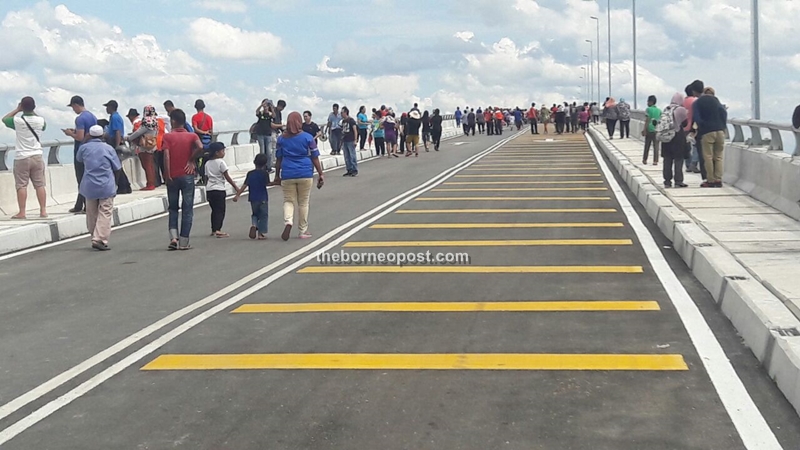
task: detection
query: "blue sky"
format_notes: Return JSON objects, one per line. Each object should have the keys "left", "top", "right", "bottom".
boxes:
{"left": 1, "top": 0, "right": 799, "bottom": 144}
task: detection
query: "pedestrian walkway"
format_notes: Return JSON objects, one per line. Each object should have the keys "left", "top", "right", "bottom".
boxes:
{"left": 139, "top": 132, "right": 758, "bottom": 448}
{"left": 594, "top": 131, "right": 800, "bottom": 319}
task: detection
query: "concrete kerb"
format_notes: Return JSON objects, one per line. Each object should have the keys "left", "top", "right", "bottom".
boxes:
{"left": 588, "top": 126, "right": 800, "bottom": 417}
{"left": 0, "top": 223, "right": 52, "bottom": 254}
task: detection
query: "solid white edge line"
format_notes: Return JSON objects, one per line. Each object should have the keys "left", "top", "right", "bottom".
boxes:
{"left": 0, "top": 131, "right": 523, "bottom": 444}
{"left": 586, "top": 132, "right": 783, "bottom": 450}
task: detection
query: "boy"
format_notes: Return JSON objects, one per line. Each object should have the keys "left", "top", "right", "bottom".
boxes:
{"left": 234, "top": 154, "right": 269, "bottom": 240}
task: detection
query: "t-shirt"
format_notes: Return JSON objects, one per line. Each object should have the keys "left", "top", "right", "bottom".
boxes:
{"left": 683, "top": 96, "right": 697, "bottom": 132}
{"left": 162, "top": 128, "right": 201, "bottom": 178}
{"left": 357, "top": 112, "right": 369, "bottom": 130}
{"left": 455, "top": 110, "right": 462, "bottom": 120}
{"left": 372, "top": 119, "right": 385, "bottom": 138}
{"left": 4, "top": 114, "right": 46, "bottom": 160}
{"left": 107, "top": 111, "right": 125, "bottom": 146}
{"left": 245, "top": 169, "right": 269, "bottom": 203}
{"left": 276, "top": 133, "right": 320, "bottom": 180}
{"left": 192, "top": 112, "right": 213, "bottom": 148}
{"left": 341, "top": 117, "right": 357, "bottom": 142}
{"left": 255, "top": 110, "right": 272, "bottom": 136}
{"left": 204, "top": 159, "right": 229, "bottom": 192}
{"left": 646, "top": 105, "right": 662, "bottom": 133}
{"left": 273, "top": 109, "right": 283, "bottom": 133}
{"left": 327, "top": 112, "right": 342, "bottom": 130}
{"left": 76, "top": 139, "right": 121, "bottom": 200}
{"left": 302, "top": 121, "right": 320, "bottom": 141}
{"left": 405, "top": 117, "right": 421, "bottom": 136}
{"left": 514, "top": 110, "right": 522, "bottom": 122}
{"left": 75, "top": 110, "right": 98, "bottom": 144}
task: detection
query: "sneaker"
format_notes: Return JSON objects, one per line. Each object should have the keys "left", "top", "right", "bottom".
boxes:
{"left": 700, "top": 182, "right": 715, "bottom": 188}
{"left": 664, "top": 182, "right": 672, "bottom": 188}
{"left": 281, "top": 224, "right": 292, "bottom": 241}
{"left": 676, "top": 183, "right": 688, "bottom": 188}
{"left": 92, "top": 241, "right": 110, "bottom": 251}
{"left": 299, "top": 233, "right": 312, "bottom": 239}
{"left": 350, "top": 171, "right": 358, "bottom": 177}
{"left": 714, "top": 181, "right": 723, "bottom": 188}
{"left": 343, "top": 171, "right": 352, "bottom": 177}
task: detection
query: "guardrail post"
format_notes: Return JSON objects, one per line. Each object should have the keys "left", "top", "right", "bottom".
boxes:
{"left": 211, "top": 132, "right": 218, "bottom": 144}
{"left": 231, "top": 132, "right": 240, "bottom": 146}
{"left": 748, "top": 123, "right": 763, "bottom": 146}
{"left": 767, "top": 123, "right": 783, "bottom": 151}
{"left": 793, "top": 130, "right": 800, "bottom": 156}
{"left": 0, "top": 147, "right": 8, "bottom": 171}
{"left": 732, "top": 123, "right": 744, "bottom": 143}
{"left": 47, "top": 144, "right": 63, "bottom": 165}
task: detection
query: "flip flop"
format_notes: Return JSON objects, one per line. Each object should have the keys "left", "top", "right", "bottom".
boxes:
{"left": 215, "top": 232, "right": 230, "bottom": 238}
{"left": 168, "top": 240, "right": 178, "bottom": 251}
{"left": 249, "top": 226, "right": 257, "bottom": 240}
{"left": 281, "top": 224, "right": 292, "bottom": 241}
{"left": 178, "top": 245, "right": 192, "bottom": 251}
{"left": 10, "top": 215, "right": 25, "bottom": 220}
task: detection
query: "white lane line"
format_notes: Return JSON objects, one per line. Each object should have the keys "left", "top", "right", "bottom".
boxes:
{"left": 0, "top": 132, "right": 524, "bottom": 445}
{"left": 586, "top": 134, "right": 783, "bottom": 449}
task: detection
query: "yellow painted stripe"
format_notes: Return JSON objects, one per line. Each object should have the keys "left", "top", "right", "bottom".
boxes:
{"left": 462, "top": 169, "right": 598, "bottom": 172}
{"left": 415, "top": 197, "right": 610, "bottom": 201}
{"left": 142, "top": 353, "right": 686, "bottom": 371}
{"left": 431, "top": 188, "right": 608, "bottom": 192}
{"left": 454, "top": 175, "right": 602, "bottom": 178}
{"left": 443, "top": 181, "right": 605, "bottom": 185}
{"left": 396, "top": 209, "right": 616, "bottom": 214}
{"left": 232, "top": 301, "right": 660, "bottom": 313}
{"left": 472, "top": 163, "right": 598, "bottom": 167}
{"left": 370, "top": 223, "right": 624, "bottom": 229}
{"left": 344, "top": 239, "right": 632, "bottom": 247}
{"left": 298, "top": 265, "right": 643, "bottom": 274}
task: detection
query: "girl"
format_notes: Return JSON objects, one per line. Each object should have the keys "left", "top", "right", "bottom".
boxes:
{"left": 421, "top": 110, "right": 432, "bottom": 151}
{"left": 204, "top": 142, "right": 240, "bottom": 238}
{"left": 234, "top": 153, "right": 270, "bottom": 240}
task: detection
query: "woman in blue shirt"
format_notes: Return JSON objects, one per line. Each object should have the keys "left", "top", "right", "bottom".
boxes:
{"left": 357, "top": 106, "right": 369, "bottom": 151}
{"left": 273, "top": 112, "right": 325, "bottom": 241}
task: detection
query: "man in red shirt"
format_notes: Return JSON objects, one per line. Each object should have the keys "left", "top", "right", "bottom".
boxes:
{"left": 527, "top": 103, "right": 539, "bottom": 134}
{"left": 494, "top": 109, "right": 504, "bottom": 136}
{"left": 163, "top": 109, "right": 203, "bottom": 250}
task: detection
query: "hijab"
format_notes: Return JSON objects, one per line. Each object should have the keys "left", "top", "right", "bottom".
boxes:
{"left": 605, "top": 98, "right": 616, "bottom": 108}
{"left": 282, "top": 111, "right": 303, "bottom": 138}
{"left": 142, "top": 105, "right": 158, "bottom": 130}
{"left": 670, "top": 92, "right": 688, "bottom": 130}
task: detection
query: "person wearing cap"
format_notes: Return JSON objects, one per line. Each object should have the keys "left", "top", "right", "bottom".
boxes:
{"left": 3, "top": 96, "right": 48, "bottom": 219}
{"left": 76, "top": 125, "right": 122, "bottom": 251}
{"left": 405, "top": 109, "right": 422, "bottom": 157}
{"left": 204, "top": 142, "right": 239, "bottom": 238}
{"left": 63, "top": 95, "right": 97, "bottom": 213}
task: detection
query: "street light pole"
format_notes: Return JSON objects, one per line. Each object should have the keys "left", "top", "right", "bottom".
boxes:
{"left": 585, "top": 40, "right": 594, "bottom": 104}
{"left": 590, "top": 16, "right": 601, "bottom": 103}
{"left": 751, "top": 0, "right": 761, "bottom": 119}
{"left": 632, "top": 0, "right": 638, "bottom": 109}
{"left": 607, "top": 0, "right": 612, "bottom": 99}
{"left": 583, "top": 56, "right": 591, "bottom": 102}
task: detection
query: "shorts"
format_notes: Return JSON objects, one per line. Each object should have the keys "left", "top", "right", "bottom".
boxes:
{"left": 14, "top": 155, "right": 46, "bottom": 190}
{"left": 406, "top": 135, "right": 420, "bottom": 146}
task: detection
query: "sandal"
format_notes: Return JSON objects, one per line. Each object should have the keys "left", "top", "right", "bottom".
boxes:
{"left": 10, "top": 215, "right": 25, "bottom": 220}
{"left": 257, "top": 234, "right": 268, "bottom": 240}
{"left": 249, "top": 226, "right": 257, "bottom": 240}
{"left": 215, "top": 232, "right": 230, "bottom": 238}
{"left": 178, "top": 246, "right": 192, "bottom": 251}
{"left": 168, "top": 240, "right": 178, "bottom": 251}
{"left": 281, "top": 224, "right": 292, "bottom": 241}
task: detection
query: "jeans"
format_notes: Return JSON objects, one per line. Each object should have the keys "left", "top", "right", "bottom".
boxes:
{"left": 685, "top": 141, "right": 700, "bottom": 169}
{"left": 606, "top": 119, "right": 617, "bottom": 137}
{"left": 167, "top": 175, "right": 195, "bottom": 245}
{"left": 342, "top": 140, "right": 358, "bottom": 173}
{"left": 530, "top": 120, "right": 538, "bottom": 134}
{"left": 478, "top": 122, "right": 485, "bottom": 134}
{"left": 282, "top": 178, "right": 313, "bottom": 234}
{"left": 207, "top": 190, "right": 227, "bottom": 233}
{"left": 73, "top": 143, "right": 85, "bottom": 211}
{"left": 663, "top": 154, "right": 685, "bottom": 185}
{"left": 463, "top": 123, "right": 469, "bottom": 135}
{"left": 619, "top": 120, "right": 630, "bottom": 138}
{"left": 495, "top": 119, "right": 503, "bottom": 135}
{"left": 643, "top": 131, "right": 659, "bottom": 163}
{"left": 329, "top": 129, "right": 342, "bottom": 154}
{"left": 250, "top": 200, "right": 268, "bottom": 235}
{"left": 358, "top": 128, "right": 368, "bottom": 150}
{"left": 375, "top": 137, "right": 386, "bottom": 155}
{"left": 701, "top": 131, "right": 725, "bottom": 183}
{"left": 256, "top": 134, "right": 274, "bottom": 168}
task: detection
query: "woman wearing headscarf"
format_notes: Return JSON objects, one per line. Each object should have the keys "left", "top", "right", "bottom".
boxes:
{"left": 273, "top": 112, "right": 325, "bottom": 240}
{"left": 604, "top": 97, "right": 618, "bottom": 139}
{"left": 661, "top": 93, "right": 689, "bottom": 188}
{"left": 126, "top": 105, "right": 158, "bottom": 190}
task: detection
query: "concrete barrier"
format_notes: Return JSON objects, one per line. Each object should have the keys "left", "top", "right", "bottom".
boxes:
{"left": 723, "top": 144, "right": 800, "bottom": 220}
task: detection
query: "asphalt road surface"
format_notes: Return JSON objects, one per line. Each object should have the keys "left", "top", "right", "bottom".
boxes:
{"left": 1, "top": 128, "right": 800, "bottom": 449}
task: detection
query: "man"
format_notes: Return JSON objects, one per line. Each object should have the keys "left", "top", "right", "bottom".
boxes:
{"left": 485, "top": 107, "right": 494, "bottom": 136}
{"left": 454, "top": 107, "right": 462, "bottom": 128}
{"left": 683, "top": 85, "right": 700, "bottom": 173}
{"left": 163, "top": 100, "right": 194, "bottom": 132}
{"left": 254, "top": 99, "right": 274, "bottom": 164}
{"left": 271, "top": 99, "right": 286, "bottom": 167}
{"left": 514, "top": 107, "right": 523, "bottom": 131}
{"left": 162, "top": 109, "right": 204, "bottom": 250}
{"left": 104, "top": 100, "right": 132, "bottom": 195}
{"left": 462, "top": 107, "right": 469, "bottom": 135}
{"left": 643, "top": 95, "right": 661, "bottom": 165}
{"left": 327, "top": 103, "right": 343, "bottom": 155}
{"left": 340, "top": 107, "right": 358, "bottom": 176}
{"left": 467, "top": 108, "right": 476, "bottom": 136}
{"left": 494, "top": 108, "right": 504, "bottom": 136}
{"left": 527, "top": 103, "right": 539, "bottom": 134}
{"left": 405, "top": 109, "right": 422, "bottom": 156}
{"left": 63, "top": 95, "right": 97, "bottom": 214}
{"left": 76, "top": 125, "right": 121, "bottom": 251}
{"left": 192, "top": 99, "right": 213, "bottom": 149}
{"left": 302, "top": 110, "right": 322, "bottom": 142}
{"left": 476, "top": 107, "right": 485, "bottom": 134}
{"left": 692, "top": 82, "right": 727, "bottom": 188}
{"left": 3, "top": 96, "right": 48, "bottom": 219}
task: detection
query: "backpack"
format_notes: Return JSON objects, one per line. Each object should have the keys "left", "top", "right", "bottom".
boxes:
{"left": 140, "top": 133, "right": 157, "bottom": 150}
{"left": 655, "top": 106, "right": 677, "bottom": 143}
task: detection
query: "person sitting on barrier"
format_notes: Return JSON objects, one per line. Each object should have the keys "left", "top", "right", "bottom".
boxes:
{"left": 3, "top": 96, "right": 48, "bottom": 219}
{"left": 76, "top": 125, "right": 121, "bottom": 251}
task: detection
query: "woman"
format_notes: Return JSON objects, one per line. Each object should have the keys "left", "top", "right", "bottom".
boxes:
{"left": 371, "top": 111, "right": 386, "bottom": 157}
{"left": 382, "top": 113, "right": 399, "bottom": 158}
{"left": 603, "top": 97, "right": 618, "bottom": 139}
{"left": 430, "top": 109, "right": 443, "bottom": 151}
{"left": 273, "top": 112, "right": 325, "bottom": 240}
{"left": 554, "top": 105, "right": 566, "bottom": 134}
{"left": 539, "top": 105, "right": 551, "bottom": 134}
{"left": 476, "top": 107, "right": 485, "bottom": 134}
{"left": 126, "top": 105, "right": 158, "bottom": 190}
{"left": 590, "top": 102, "right": 600, "bottom": 124}
{"left": 356, "top": 105, "right": 369, "bottom": 151}
{"left": 661, "top": 93, "right": 689, "bottom": 188}
{"left": 420, "top": 110, "right": 432, "bottom": 151}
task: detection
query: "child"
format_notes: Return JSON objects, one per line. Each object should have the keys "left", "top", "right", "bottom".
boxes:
{"left": 204, "top": 142, "right": 239, "bottom": 238}
{"left": 233, "top": 154, "right": 269, "bottom": 240}
{"left": 579, "top": 107, "right": 590, "bottom": 131}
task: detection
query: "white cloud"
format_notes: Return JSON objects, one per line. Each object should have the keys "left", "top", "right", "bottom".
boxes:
{"left": 454, "top": 31, "right": 474, "bottom": 42}
{"left": 197, "top": 0, "right": 248, "bottom": 13}
{"left": 0, "top": 71, "right": 39, "bottom": 95}
{"left": 188, "top": 18, "right": 283, "bottom": 61}
{"left": 316, "top": 56, "right": 344, "bottom": 73}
